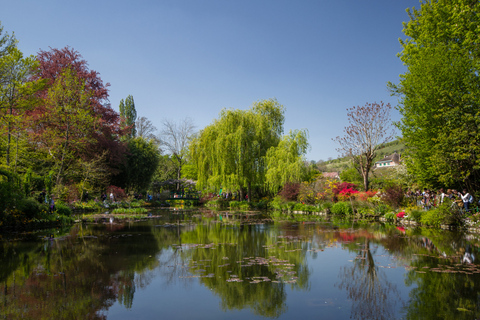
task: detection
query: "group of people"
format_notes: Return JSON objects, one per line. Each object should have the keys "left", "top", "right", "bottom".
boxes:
{"left": 406, "top": 188, "right": 475, "bottom": 213}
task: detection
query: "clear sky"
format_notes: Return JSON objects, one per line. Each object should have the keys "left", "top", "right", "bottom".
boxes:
{"left": 1, "top": 0, "right": 419, "bottom": 161}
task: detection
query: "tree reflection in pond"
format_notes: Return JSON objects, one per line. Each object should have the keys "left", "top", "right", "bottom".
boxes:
{"left": 4, "top": 212, "right": 480, "bottom": 319}
{"left": 337, "top": 236, "right": 402, "bottom": 320}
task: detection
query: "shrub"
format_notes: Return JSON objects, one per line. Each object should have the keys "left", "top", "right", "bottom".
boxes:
{"left": 409, "top": 210, "right": 423, "bottom": 223}
{"left": 251, "top": 201, "right": 267, "bottom": 210}
{"left": 107, "top": 185, "right": 127, "bottom": 200}
{"left": 332, "top": 182, "right": 357, "bottom": 195}
{"left": 55, "top": 202, "right": 72, "bottom": 216}
{"left": 381, "top": 185, "right": 405, "bottom": 209}
{"left": 269, "top": 196, "right": 285, "bottom": 211}
{"left": 384, "top": 212, "right": 396, "bottom": 221}
{"left": 330, "top": 201, "right": 353, "bottom": 215}
{"left": 229, "top": 201, "right": 242, "bottom": 209}
{"left": 279, "top": 182, "right": 301, "bottom": 201}
{"left": 374, "top": 204, "right": 391, "bottom": 216}
{"left": 321, "top": 202, "right": 333, "bottom": 212}
{"left": 421, "top": 203, "right": 462, "bottom": 227}
{"left": 18, "top": 197, "right": 40, "bottom": 218}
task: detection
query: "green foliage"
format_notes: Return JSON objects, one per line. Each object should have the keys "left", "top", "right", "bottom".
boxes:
{"left": 339, "top": 167, "right": 363, "bottom": 186}
{"left": 122, "top": 137, "right": 160, "bottom": 191}
{"left": 374, "top": 203, "right": 390, "bottom": 216}
{"left": 384, "top": 212, "right": 396, "bottom": 221}
{"left": 408, "top": 209, "right": 423, "bottom": 223}
{"left": 205, "top": 198, "right": 228, "bottom": 209}
{"left": 112, "top": 207, "right": 147, "bottom": 214}
{"left": 55, "top": 202, "right": 72, "bottom": 216}
{"left": 421, "top": 203, "right": 462, "bottom": 227}
{"left": 392, "top": 0, "right": 480, "bottom": 189}
{"left": 18, "top": 197, "right": 40, "bottom": 218}
{"left": 321, "top": 202, "right": 333, "bottom": 212}
{"left": 229, "top": 201, "right": 250, "bottom": 210}
{"left": 191, "top": 99, "right": 306, "bottom": 200}
{"left": 265, "top": 129, "right": 309, "bottom": 193}
{"left": 119, "top": 95, "right": 137, "bottom": 139}
{"left": 330, "top": 201, "right": 353, "bottom": 215}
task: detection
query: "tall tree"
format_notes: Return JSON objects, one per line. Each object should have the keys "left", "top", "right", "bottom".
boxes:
{"left": 190, "top": 99, "right": 285, "bottom": 200}
{"left": 0, "top": 22, "right": 16, "bottom": 66}
{"left": 32, "top": 47, "right": 126, "bottom": 173}
{"left": 333, "top": 102, "right": 394, "bottom": 191}
{"left": 160, "top": 118, "right": 195, "bottom": 191}
{"left": 119, "top": 95, "right": 137, "bottom": 139}
{"left": 0, "top": 47, "right": 44, "bottom": 169}
{"left": 124, "top": 137, "right": 160, "bottom": 192}
{"left": 33, "top": 68, "right": 97, "bottom": 185}
{"left": 265, "top": 129, "right": 309, "bottom": 194}
{"left": 390, "top": 0, "right": 480, "bottom": 190}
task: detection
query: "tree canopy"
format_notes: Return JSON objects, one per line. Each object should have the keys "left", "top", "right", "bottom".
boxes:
{"left": 191, "top": 99, "right": 308, "bottom": 200}
{"left": 391, "top": 0, "right": 480, "bottom": 190}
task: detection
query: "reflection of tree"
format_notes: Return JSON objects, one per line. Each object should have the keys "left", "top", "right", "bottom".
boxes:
{"left": 0, "top": 221, "right": 175, "bottom": 319}
{"left": 175, "top": 220, "right": 312, "bottom": 318}
{"left": 337, "top": 238, "right": 401, "bottom": 320}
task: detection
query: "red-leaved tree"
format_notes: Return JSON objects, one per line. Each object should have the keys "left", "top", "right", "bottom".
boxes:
{"left": 28, "top": 47, "right": 127, "bottom": 175}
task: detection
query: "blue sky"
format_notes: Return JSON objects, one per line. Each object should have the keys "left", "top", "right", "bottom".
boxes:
{"left": 1, "top": 0, "right": 419, "bottom": 161}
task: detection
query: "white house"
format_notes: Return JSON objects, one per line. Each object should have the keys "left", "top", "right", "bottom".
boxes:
{"left": 375, "top": 152, "right": 401, "bottom": 168}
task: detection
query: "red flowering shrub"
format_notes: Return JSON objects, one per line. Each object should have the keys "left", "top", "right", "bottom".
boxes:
{"left": 357, "top": 190, "right": 377, "bottom": 201}
{"left": 332, "top": 182, "right": 357, "bottom": 195}
{"left": 338, "top": 188, "right": 359, "bottom": 201}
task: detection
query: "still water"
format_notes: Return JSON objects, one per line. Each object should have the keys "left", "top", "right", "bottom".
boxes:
{"left": 1, "top": 209, "right": 480, "bottom": 320}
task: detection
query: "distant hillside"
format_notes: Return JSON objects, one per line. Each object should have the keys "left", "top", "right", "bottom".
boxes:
{"left": 320, "top": 139, "right": 405, "bottom": 172}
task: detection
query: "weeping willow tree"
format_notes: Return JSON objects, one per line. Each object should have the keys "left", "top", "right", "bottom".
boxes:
{"left": 191, "top": 99, "right": 307, "bottom": 201}
{"left": 265, "top": 129, "right": 309, "bottom": 194}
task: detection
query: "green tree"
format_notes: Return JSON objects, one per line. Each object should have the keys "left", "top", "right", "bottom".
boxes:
{"left": 265, "top": 129, "right": 309, "bottom": 194}
{"left": 0, "top": 22, "right": 16, "bottom": 65}
{"left": 0, "top": 47, "right": 44, "bottom": 169}
{"left": 119, "top": 95, "right": 137, "bottom": 139}
{"left": 124, "top": 137, "right": 160, "bottom": 192}
{"left": 391, "top": 0, "right": 480, "bottom": 190}
{"left": 190, "top": 99, "right": 285, "bottom": 200}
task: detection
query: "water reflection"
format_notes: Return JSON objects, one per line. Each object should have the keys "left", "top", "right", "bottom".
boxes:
{"left": 2, "top": 212, "right": 480, "bottom": 319}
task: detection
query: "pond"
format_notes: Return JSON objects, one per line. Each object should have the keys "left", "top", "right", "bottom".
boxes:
{"left": 1, "top": 209, "right": 480, "bottom": 319}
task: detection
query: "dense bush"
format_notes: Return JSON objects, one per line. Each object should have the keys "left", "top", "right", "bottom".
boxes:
{"left": 18, "top": 198, "right": 40, "bottom": 218}
{"left": 421, "top": 203, "right": 462, "bottom": 227}
{"left": 321, "top": 202, "right": 333, "bottom": 212}
{"left": 374, "top": 204, "right": 391, "bottom": 216}
{"left": 384, "top": 212, "right": 396, "bottom": 221}
{"left": 330, "top": 201, "right": 353, "bottom": 215}
{"left": 278, "top": 182, "right": 301, "bottom": 201}
{"left": 408, "top": 209, "right": 423, "bottom": 223}
{"left": 381, "top": 184, "right": 405, "bottom": 208}
{"left": 55, "top": 202, "right": 72, "bottom": 216}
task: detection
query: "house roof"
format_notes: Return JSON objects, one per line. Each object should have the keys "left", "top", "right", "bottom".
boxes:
{"left": 322, "top": 172, "right": 339, "bottom": 178}
{"left": 375, "top": 152, "right": 401, "bottom": 164}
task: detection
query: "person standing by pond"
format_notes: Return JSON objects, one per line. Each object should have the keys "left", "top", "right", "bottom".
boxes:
{"left": 461, "top": 189, "right": 473, "bottom": 213}
{"left": 49, "top": 196, "right": 55, "bottom": 214}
